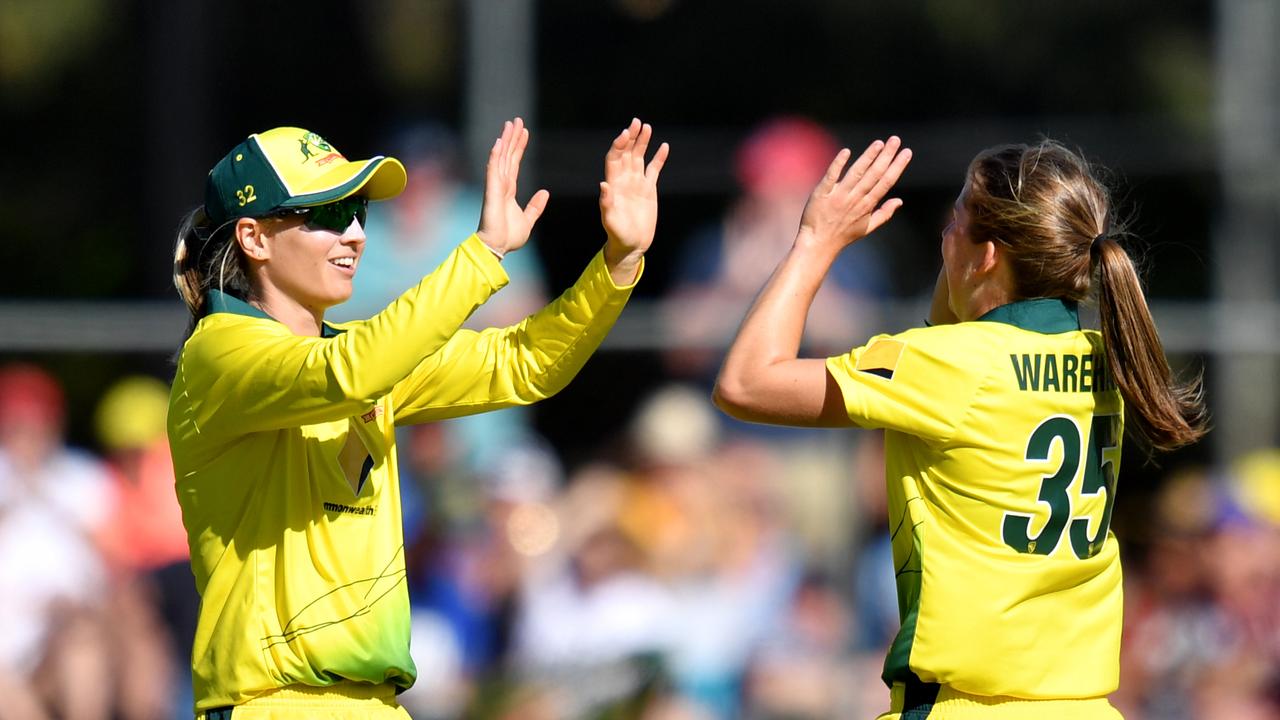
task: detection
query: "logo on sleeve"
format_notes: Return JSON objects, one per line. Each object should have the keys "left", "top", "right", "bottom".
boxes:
{"left": 361, "top": 406, "right": 384, "bottom": 424}
{"left": 855, "top": 339, "right": 905, "bottom": 380}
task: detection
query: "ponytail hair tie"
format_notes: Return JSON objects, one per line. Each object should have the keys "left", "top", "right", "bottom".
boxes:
{"left": 1091, "top": 232, "right": 1108, "bottom": 255}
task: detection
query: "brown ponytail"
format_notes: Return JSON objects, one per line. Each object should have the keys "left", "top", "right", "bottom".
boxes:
{"left": 172, "top": 207, "right": 257, "bottom": 341}
{"left": 964, "top": 141, "right": 1208, "bottom": 454}
{"left": 1094, "top": 238, "right": 1208, "bottom": 452}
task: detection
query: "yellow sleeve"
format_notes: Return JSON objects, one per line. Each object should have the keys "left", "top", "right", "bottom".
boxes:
{"left": 824, "top": 325, "right": 985, "bottom": 443}
{"left": 390, "top": 249, "right": 640, "bottom": 425}
{"left": 174, "top": 234, "right": 508, "bottom": 438}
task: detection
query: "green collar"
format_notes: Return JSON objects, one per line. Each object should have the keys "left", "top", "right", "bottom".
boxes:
{"left": 976, "top": 298, "right": 1080, "bottom": 334}
{"left": 207, "top": 289, "right": 272, "bottom": 320}
{"left": 205, "top": 289, "right": 344, "bottom": 337}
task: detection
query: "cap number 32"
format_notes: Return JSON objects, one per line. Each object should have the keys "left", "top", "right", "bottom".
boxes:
{"left": 236, "top": 185, "right": 257, "bottom": 207}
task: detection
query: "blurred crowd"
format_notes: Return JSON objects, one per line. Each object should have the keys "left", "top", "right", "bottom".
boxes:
{"left": 4, "top": 361, "right": 1278, "bottom": 720}
{"left": 0, "top": 366, "right": 194, "bottom": 719}
{"left": 1, "top": 118, "right": 1277, "bottom": 719}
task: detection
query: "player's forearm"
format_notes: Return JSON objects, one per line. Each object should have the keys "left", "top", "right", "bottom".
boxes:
{"left": 391, "top": 248, "right": 635, "bottom": 423}
{"left": 715, "top": 234, "right": 839, "bottom": 407}
{"left": 509, "top": 247, "right": 637, "bottom": 396}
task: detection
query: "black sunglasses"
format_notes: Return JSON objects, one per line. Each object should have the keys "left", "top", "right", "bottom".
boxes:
{"left": 271, "top": 196, "right": 368, "bottom": 232}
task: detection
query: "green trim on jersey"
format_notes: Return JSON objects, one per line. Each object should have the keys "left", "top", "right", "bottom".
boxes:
{"left": 977, "top": 298, "right": 1080, "bottom": 334}
{"left": 207, "top": 289, "right": 272, "bottom": 321}
{"left": 207, "top": 289, "right": 344, "bottom": 337}
{"left": 883, "top": 524, "right": 925, "bottom": 686}
{"left": 902, "top": 677, "right": 941, "bottom": 719}
{"left": 171, "top": 235, "right": 641, "bottom": 710}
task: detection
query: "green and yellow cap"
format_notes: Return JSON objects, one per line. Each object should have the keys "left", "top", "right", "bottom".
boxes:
{"left": 205, "top": 127, "right": 407, "bottom": 225}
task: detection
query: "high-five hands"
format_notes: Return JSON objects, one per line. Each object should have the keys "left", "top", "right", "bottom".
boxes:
{"left": 600, "top": 118, "right": 670, "bottom": 284}
{"left": 477, "top": 118, "right": 548, "bottom": 257}
{"left": 798, "top": 136, "right": 912, "bottom": 254}
{"left": 474, "top": 116, "right": 670, "bottom": 285}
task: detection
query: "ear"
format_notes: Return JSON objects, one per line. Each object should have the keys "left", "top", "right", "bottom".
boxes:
{"left": 977, "top": 240, "right": 1000, "bottom": 276}
{"left": 234, "top": 218, "right": 270, "bottom": 262}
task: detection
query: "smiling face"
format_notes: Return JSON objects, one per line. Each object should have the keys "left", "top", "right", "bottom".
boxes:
{"left": 263, "top": 215, "right": 365, "bottom": 311}
{"left": 236, "top": 212, "right": 366, "bottom": 334}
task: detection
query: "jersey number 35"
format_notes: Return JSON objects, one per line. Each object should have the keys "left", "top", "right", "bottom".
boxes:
{"left": 1001, "top": 414, "right": 1120, "bottom": 560}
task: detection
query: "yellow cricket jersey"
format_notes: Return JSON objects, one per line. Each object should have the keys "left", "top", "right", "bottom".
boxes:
{"left": 826, "top": 298, "right": 1124, "bottom": 700}
{"left": 168, "top": 234, "right": 638, "bottom": 710}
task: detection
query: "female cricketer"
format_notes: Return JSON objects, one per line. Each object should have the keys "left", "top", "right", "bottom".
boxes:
{"left": 167, "top": 117, "right": 668, "bottom": 718}
{"left": 714, "top": 137, "right": 1206, "bottom": 718}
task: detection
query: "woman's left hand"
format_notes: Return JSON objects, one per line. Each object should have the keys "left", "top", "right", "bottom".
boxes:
{"left": 797, "top": 136, "right": 912, "bottom": 255}
{"left": 600, "top": 118, "right": 670, "bottom": 284}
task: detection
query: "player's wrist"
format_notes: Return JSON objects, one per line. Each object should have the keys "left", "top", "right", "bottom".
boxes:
{"left": 475, "top": 230, "right": 507, "bottom": 260}
{"left": 603, "top": 237, "right": 644, "bottom": 285}
{"left": 791, "top": 229, "right": 843, "bottom": 264}
{"left": 603, "top": 236, "right": 645, "bottom": 268}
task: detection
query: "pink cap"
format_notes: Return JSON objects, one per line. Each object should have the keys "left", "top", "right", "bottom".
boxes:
{"left": 736, "top": 116, "right": 839, "bottom": 197}
{"left": 0, "top": 364, "right": 65, "bottom": 426}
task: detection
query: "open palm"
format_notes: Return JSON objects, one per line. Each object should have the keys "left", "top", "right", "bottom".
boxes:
{"left": 799, "top": 136, "right": 912, "bottom": 249}
{"left": 477, "top": 117, "right": 549, "bottom": 256}
{"left": 600, "top": 118, "right": 669, "bottom": 257}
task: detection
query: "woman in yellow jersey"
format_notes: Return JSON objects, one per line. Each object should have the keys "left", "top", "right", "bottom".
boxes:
{"left": 714, "top": 138, "right": 1206, "bottom": 719}
{"left": 167, "top": 118, "right": 668, "bottom": 719}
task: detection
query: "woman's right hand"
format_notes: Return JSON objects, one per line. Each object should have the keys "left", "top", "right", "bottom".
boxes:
{"left": 476, "top": 117, "right": 550, "bottom": 257}
{"left": 796, "top": 136, "right": 912, "bottom": 256}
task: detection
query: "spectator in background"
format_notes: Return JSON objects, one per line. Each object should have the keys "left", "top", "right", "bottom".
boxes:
{"left": 666, "top": 116, "right": 886, "bottom": 380}
{"left": 845, "top": 432, "right": 897, "bottom": 658}
{"left": 745, "top": 571, "right": 854, "bottom": 718}
{"left": 0, "top": 364, "right": 112, "bottom": 719}
{"left": 1113, "top": 454, "right": 1280, "bottom": 720}
{"left": 399, "top": 436, "right": 564, "bottom": 720}
{"left": 1113, "top": 468, "right": 1230, "bottom": 720}
{"left": 95, "top": 376, "right": 189, "bottom": 573}
{"left": 625, "top": 385, "right": 799, "bottom": 719}
{"left": 1195, "top": 451, "right": 1280, "bottom": 719}
{"left": 95, "top": 375, "right": 200, "bottom": 719}
{"left": 665, "top": 119, "right": 875, "bottom": 596}
{"left": 511, "top": 461, "right": 681, "bottom": 715}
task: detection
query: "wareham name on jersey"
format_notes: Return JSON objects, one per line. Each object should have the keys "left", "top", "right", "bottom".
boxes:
{"left": 1010, "top": 352, "right": 1115, "bottom": 393}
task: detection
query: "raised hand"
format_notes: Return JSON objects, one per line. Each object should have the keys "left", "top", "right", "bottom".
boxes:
{"left": 600, "top": 118, "right": 670, "bottom": 282}
{"left": 476, "top": 117, "right": 550, "bottom": 257}
{"left": 798, "top": 136, "right": 912, "bottom": 252}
